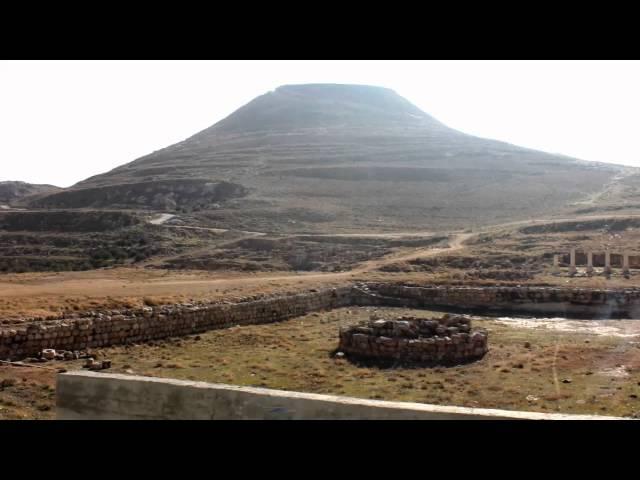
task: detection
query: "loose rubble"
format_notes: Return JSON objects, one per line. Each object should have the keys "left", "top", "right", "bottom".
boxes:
{"left": 83, "top": 358, "right": 111, "bottom": 371}
{"left": 24, "top": 349, "right": 112, "bottom": 371}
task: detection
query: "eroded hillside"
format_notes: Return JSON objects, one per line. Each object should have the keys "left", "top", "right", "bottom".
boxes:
{"left": 29, "top": 84, "right": 624, "bottom": 233}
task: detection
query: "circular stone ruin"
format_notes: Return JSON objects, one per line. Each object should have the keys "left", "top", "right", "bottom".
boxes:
{"left": 337, "top": 314, "right": 488, "bottom": 366}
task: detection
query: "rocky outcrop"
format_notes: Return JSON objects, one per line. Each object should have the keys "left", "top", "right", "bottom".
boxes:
{"left": 29, "top": 179, "right": 247, "bottom": 210}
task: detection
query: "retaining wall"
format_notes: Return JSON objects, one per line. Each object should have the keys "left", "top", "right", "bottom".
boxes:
{"left": 361, "top": 283, "right": 640, "bottom": 318}
{"left": 0, "top": 287, "right": 353, "bottom": 360}
{"left": 56, "top": 371, "right": 623, "bottom": 420}
{"left": 4, "top": 283, "right": 640, "bottom": 360}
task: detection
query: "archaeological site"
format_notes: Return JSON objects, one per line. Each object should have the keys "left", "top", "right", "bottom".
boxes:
{"left": 2, "top": 62, "right": 640, "bottom": 422}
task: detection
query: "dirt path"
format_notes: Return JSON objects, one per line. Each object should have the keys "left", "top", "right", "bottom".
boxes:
{"left": 471, "top": 212, "right": 640, "bottom": 235}
{"left": 0, "top": 231, "right": 473, "bottom": 318}
{"left": 5, "top": 207, "right": 640, "bottom": 319}
{"left": 139, "top": 232, "right": 470, "bottom": 282}
{"left": 148, "top": 213, "right": 176, "bottom": 225}
{"left": 570, "top": 167, "right": 636, "bottom": 208}
{"left": 147, "top": 213, "right": 265, "bottom": 236}
{"left": 0, "top": 232, "right": 471, "bottom": 295}
{"left": 159, "top": 224, "right": 443, "bottom": 239}
{"left": 349, "top": 232, "right": 472, "bottom": 273}
{"left": 294, "top": 231, "right": 439, "bottom": 238}
{"left": 5, "top": 204, "right": 640, "bottom": 319}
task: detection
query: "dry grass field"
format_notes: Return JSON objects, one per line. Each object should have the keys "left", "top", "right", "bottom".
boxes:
{"left": 4, "top": 210, "right": 640, "bottom": 419}
{"left": 3, "top": 306, "right": 640, "bottom": 419}
{"left": 5, "top": 84, "right": 640, "bottom": 420}
{"left": 5, "top": 215, "right": 640, "bottom": 321}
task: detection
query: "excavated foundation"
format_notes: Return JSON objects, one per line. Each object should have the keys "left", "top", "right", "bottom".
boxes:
{"left": 2, "top": 282, "right": 640, "bottom": 360}
{"left": 338, "top": 314, "right": 488, "bottom": 366}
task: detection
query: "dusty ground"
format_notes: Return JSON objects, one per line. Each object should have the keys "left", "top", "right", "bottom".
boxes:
{"left": 4, "top": 217, "right": 640, "bottom": 419}
{"left": 5, "top": 217, "right": 640, "bottom": 320}
{"left": 3, "top": 306, "right": 640, "bottom": 419}
{"left": 0, "top": 268, "right": 352, "bottom": 320}
{"left": 0, "top": 234, "right": 465, "bottom": 320}
{"left": 0, "top": 364, "right": 58, "bottom": 419}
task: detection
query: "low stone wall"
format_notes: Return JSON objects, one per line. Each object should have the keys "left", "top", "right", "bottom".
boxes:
{"left": 0, "top": 287, "right": 353, "bottom": 360}
{"left": 338, "top": 315, "right": 488, "bottom": 365}
{"left": 4, "top": 282, "right": 640, "bottom": 360}
{"left": 362, "top": 283, "right": 640, "bottom": 318}
{"left": 56, "top": 371, "right": 624, "bottom": 420}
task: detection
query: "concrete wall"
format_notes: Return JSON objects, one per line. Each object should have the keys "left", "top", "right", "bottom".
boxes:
{"left": 56, "top": 371, "right": 623, "bottom": 420}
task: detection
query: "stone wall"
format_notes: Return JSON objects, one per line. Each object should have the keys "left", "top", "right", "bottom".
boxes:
{"left": 338, "top": 315, "right": 488, "bottom": 365}
{"left": 4, "top": 282, "right": 640, "bottom": 360}
{"left": 0, "top": 287, "right": 353, "bottom": 360}
{"left": 361, "top": 283, "right": 640, "bottom": 318}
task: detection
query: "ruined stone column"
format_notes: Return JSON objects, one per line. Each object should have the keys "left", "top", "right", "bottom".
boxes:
{"left": 569, "top": 248, "right": 576, "bottom": 275}
{"left": 552, "top": 254, "right": 560, "bottom": 275}
{"left": 586, "top": 251, "right": 594, "bottom": 275}
{"left": 623, "top": 252, "right": 630, "bottom": 277}
{"left": 604, "top": 250, "right": 612, "bottom": 276}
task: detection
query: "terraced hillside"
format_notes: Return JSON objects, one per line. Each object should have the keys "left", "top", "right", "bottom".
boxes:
{"left": 30, "top": 84, "right": 623, "bottom": 233}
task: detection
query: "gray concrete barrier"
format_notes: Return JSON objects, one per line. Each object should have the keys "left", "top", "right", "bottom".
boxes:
{"left": 56, "top": 371, "right": 624, "bottom": 420}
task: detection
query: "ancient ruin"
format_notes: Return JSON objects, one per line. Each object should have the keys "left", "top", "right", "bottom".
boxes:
{"left": 4, "top": 282, "right": 640, "bottom": 361}
{"left": 555, "top": 249, "right": 635, "bottom": 277}
{"left": 337, "top": 314, "right": 488, "bottom": 366}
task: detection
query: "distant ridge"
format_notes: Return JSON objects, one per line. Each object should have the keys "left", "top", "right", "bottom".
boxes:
{"left": 0, "top": 181, "right": 61, "bottom": 206}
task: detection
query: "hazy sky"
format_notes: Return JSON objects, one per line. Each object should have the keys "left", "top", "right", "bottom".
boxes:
{"left": 2, "top": 60, "right": 639, "bottom": 187}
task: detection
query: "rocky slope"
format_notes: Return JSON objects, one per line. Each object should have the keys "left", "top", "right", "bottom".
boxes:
{"left": 31, "top": 84, "right": 623, "bottom": 232}
{"left": 0, "top": 181, "right": 61, "bottom": 207}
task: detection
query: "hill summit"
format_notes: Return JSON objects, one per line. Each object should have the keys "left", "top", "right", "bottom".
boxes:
{"left": 205, "top": 84, "right": 445, "bottom": 133}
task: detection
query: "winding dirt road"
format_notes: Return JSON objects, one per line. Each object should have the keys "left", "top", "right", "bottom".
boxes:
{"left": 349, "top": 232, "right": 472, "bottom": 273}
